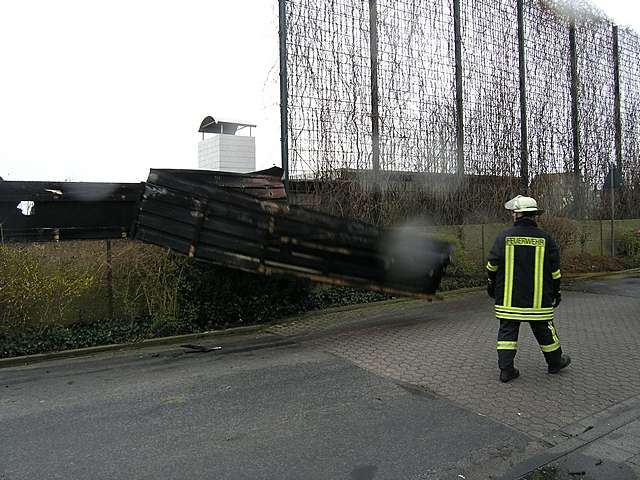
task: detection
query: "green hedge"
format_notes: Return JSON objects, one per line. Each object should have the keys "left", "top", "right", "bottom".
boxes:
{"left": 0, "top": 320, "right": 157, "bottom": 359}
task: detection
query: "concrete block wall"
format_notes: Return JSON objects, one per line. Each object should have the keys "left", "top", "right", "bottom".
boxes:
{"left": 198, "top": 134, "right": 256, "bottom": 173}
{"left": 394, "top": 219, "right": 639, "bottom": 269}
{"left": 422, "top": 219, "right": 640, "bottom": 265}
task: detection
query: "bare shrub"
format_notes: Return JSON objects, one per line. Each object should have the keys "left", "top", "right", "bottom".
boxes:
{"left": 0, "top": 244, "right": 96, "bottom": 331}
{"left": 538, "top": 216, "right": 578, "bottom": 252}
{"left": 111, "top": 242, "right": 188, "bottom": 328}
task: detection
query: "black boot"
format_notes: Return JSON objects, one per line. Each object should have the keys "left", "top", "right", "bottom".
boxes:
{"left": 500, "top": 367, "right": 520, "bottom": 383}
{"left": 548, "top": 355, "right": 571, "bottom": 374}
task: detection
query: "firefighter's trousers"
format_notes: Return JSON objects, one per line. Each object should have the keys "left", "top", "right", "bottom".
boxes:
{"left": 497, "top": 319, "right": 563, "bottom": 370}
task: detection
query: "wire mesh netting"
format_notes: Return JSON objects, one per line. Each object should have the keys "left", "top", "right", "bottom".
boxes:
{"left": 286, "top": 0, "right": 372, "bottom": 178}
{"left": 525, "top": 1, "right": 573, "bottom": 215}
{"left": 619, "top": 27, "right": 640, "bottom": 213}
{"left": 576, "top": 14, "right": 616, "bottom": 201}
{"left": 458, "top": 0, "right": 522, "bottom": 221}
{"left": 461, "top": 0, "right": 521, "bottom": 177}
{"left": 376, "top": 0, "right": 456, "bottom": 175}
{"left": 284, "top": 0, "right": 640, "bottom": 224}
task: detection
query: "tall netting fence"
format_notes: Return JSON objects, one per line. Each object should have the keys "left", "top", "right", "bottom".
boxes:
{"left": 576, "top": 8, "right": 616, "bottom": 218}
{"left": 286, "top": 0, "right": 372, "bottom": 177}
{"left": 460, "top": 0, "right": 522, "bottom": 222}
{"left": 619, "top": 28, "right": 640, "bottom": 214}
{"left": 376, "top": 0, "right": 456, "bottom": 175}
{"left": 284, "top": 0, "right": 640, "bottom": 225}
{"left": 525, "top": 1, "right": 573, "bottom": 216}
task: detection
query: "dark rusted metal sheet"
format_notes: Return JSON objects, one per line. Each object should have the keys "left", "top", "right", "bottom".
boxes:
{"left": 0, "top": 181, "right": 142, "bottom": 242}
{"left": 1, "top": 167, "right": 450, "bottom": 296}
{"left": 147, "top": 167, "right": 286, "bottom": 202}
{"left": 134, "top": 170, "right": 451, "bottom": 297}
{"left": 0, "top": 168, "right": 285, "bottom": 243}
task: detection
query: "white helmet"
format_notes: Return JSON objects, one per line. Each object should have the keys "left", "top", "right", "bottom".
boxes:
{"left": 504, "top": 195, "right": 544, "bottom": 214}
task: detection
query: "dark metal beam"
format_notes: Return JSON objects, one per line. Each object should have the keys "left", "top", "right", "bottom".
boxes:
{"left": 368, "top": 0, "right": 381, "bottom": 178}
{"left": 279, "top": 0, "right": 290, "bottom": 193}
{"left": 453, "top": 0, "right": 465, "bottom": 176}
{"left": 613, "top": 25, "right": 623, "bottom": 174}
{"left": 517, "top": 0, "right": 529, "bottom": 194}
{"left": 569, "top": 18, "right": 582, "bottom": 218}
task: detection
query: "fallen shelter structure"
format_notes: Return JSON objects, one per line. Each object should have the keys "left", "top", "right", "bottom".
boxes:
{"left": 0, "top": 168, "right": 451, "bottom": 297}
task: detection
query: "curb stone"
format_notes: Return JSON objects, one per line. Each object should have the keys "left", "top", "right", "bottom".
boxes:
{"left": 0, "top": 324, "right": 267, "bottom": 369}
{"left": 499, "top": 395, "right": 640, "bottom": 479}
{"left": 563, "top": 267, "right": 640, "bottom": 282}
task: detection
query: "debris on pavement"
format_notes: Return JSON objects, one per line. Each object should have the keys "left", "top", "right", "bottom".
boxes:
{"left": 180, "top": 344, "right": 223, "bottom": 353}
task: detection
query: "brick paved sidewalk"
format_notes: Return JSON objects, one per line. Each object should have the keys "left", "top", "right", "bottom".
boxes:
{"left": 268, "top": 284, "right": 640, "bottom": 443}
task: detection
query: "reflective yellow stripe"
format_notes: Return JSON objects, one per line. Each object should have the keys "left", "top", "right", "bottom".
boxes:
{"left": 486, "top": 262, "right": 498, "bottom": 272}
{"left": 548, "top": 321, "right": 560, "bottom": 344}
{"left": 540, "top": 322, "right": 561, "bottom": 352}
{"left": 497, "top": 341, "right": 518, "bottom": 350}
{"left": 540, "top": 342, "right": 561, "bottom": 353}
{"left": 504, "top": 244, "right": 514, "bottom": 307}
{"left": 533, "top": 241, "right": 545, "bottom": 309}
{"left": 496, "top": 305, "right": 554, "bottom": 313}
{"left": 552, "top": 269, "right": 561, "bottom": 280}
{"left": 496, "top": 312, "right": 554, "bottom": 321}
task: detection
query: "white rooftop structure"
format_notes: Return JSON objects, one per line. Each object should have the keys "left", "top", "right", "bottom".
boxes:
{"left": 197, "top": 116, "right": 256, "bottom": 173}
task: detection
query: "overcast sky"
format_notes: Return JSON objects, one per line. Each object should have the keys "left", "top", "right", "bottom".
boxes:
{"left": 0, "top": 0, "right": 637, "bottom": 182}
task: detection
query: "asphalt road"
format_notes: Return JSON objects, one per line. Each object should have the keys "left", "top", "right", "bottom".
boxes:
{"left": 566, "top": 273, "right": 640, "bottom": 298}
{"left": 0, "top": 334, "right": 530, "bottom": 480}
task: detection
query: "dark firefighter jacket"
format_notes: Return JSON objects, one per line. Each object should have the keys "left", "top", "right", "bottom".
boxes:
{"left": 486, "top": 217, "right": 561, "bottom": 321}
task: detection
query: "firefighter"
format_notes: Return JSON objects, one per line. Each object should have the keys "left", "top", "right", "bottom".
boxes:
{"left": 486, "top": 195, "right": 571, "bottom": 382}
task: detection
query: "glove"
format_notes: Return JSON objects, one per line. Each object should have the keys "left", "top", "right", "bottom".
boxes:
{"left": 552, "top": 292, "right": 562, "bottom": 308}
{"left": 487, "top": 279, "right": 495, "bottom": 299}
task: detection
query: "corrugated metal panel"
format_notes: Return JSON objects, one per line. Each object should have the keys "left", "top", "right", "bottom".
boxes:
{"left": 147, "top": 167, "right": 285, "bottom": 202}
{"left": 133, "top": 170, "right": 451, "bottom": 297}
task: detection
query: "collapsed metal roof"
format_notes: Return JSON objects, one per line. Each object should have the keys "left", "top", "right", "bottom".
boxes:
{"left": 0, "top": 167, "right": 451, "bottom": 297}
{"left": 134, "top": 169, "right": 450, "bottom": 296}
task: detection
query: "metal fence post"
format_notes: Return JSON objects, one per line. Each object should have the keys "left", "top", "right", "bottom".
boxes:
{"left": 517, "top": 0, "right": 529, "bottom": 195}
{"left": 613, "top": 25, "right": 623, "bottom": 175}
{"left": 569, "top": 17, "right": 582, "bottom": 219}
{"left": 610, "top": 162, "right": 615, "bottom": 256}
{"left": 368, "top": 0, "right": 382, "bottom": 224}
{"left": 453, "top": 0, "right": 465, "bottom": 177}
{"left": 368, "top": 0, "right": 381, "bottom": 179}
{"left": 106, "top": 239, "right": 114, "bottom": 320}
{"left": 279, "top": 0, "right": 290, "bottom": 194}
{"left": 612, "top": 26, "right": 622, "bottom": 256}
